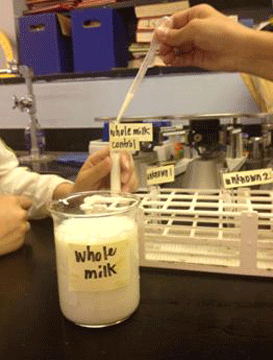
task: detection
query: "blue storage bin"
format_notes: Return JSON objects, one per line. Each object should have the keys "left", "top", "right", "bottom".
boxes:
{"left": 18, "top": 13, "right": 73, "bottom": 76}
{"left": 71, "top": 8, "right": 129, "bottom": 73}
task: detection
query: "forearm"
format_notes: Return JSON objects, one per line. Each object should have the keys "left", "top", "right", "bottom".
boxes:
{"left": 0, "top": 167, "right": 72, "bottom": 218}
{"left": 238, "top": 30, "right": 273, "bottom": 81}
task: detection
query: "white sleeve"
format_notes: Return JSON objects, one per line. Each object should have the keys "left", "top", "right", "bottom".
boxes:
{"left": 0, "top": 139, "right": 73, "bottom": 219}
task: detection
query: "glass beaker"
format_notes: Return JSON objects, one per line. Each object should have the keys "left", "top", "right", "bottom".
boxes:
{"left": 49, "top": 191, "right": 141, "bottom": 328}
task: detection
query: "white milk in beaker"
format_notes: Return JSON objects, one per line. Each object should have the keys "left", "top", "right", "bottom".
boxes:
{"left": 54, "top": 214, "right": 140, "bottom": 327}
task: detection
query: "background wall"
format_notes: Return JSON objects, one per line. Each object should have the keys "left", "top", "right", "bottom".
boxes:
{"left": 0, "top": 0, "right": 26, "bottom": 67}
{"left": 0, "top": 0, "right": 268, "bottom": 152}
{"left": 0, "top": 72, "right": 260, "bottom": 129}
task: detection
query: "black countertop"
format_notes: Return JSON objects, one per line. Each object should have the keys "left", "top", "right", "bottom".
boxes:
{"left": 1, "top": 217, "right": 273, "bottom": 359}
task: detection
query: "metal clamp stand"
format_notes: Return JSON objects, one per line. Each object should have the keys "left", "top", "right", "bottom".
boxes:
{"left": 1, "top": 62, "right": 53, "bottom": 163}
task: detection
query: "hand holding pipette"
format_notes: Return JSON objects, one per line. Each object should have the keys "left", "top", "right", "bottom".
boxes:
{"left": 70, "top": 147, "right": 138, "bottom": 194}
{"left": 110, "top": 17, "right": 172, "bottom": 192}
{"left": 115, "top": 16, "right": 172, "bottom": 123}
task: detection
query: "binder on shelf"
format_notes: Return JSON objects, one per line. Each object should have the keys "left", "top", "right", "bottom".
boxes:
{"left": 18, "top": 13, "right": 73, "bottom": 75}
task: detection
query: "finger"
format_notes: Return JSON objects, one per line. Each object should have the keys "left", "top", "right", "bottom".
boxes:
{"left": 158, "top": 43, "right": 173, "bottom": 56}
{"left": 75, "top": 156, "right": 112, "bottom": 191}
{"left": 25, "top": 221, "right": 31, "bottom": 233}
{"left": 171, "top": 9, "right": 193, "bottom": 29}
{"left": 171, "top": 48, "right": 206, "bottom": 68}
{"left": 156, "top": 8, "right": 197, "bottom": 42}
{"left": 175, "top": 42, "right": 194, "bottom": 53}
{"left": 82, "top": 147, "right": 110, "bottom": 170}
{"left": 162, "top": 44, "right": 193, "bottom": 65}
{"left": 121, "top": 171, "right": 139, "bottom": 193}
{"left": 172, "top": 4, "right": 221, "bottom": 28}
{"left": 120, "top": 151, "right": 132, "bottom": 171}
{"left": 162, "top": 50, "right": 176, "bottom": 66}
{"left": 17, "top": 195, "right": 33, "bottom": 210}
{"left": 169, "top": 52, "right": 195, "bottom": 67}
{"left": 120, "top": 152, "right": 134, "bottom": 184}
{"left": 0, "top": 235, "right": 25, "bottom": 256}
{"left": 157, "top": 24, "right": 197, "bottom": 48}
{"left": 90, "top": 156, "right": 112, "bottom": 180}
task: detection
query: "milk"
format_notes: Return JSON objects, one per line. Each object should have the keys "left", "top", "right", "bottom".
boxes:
{"left": 54, "top": 215, "right": 140, "bottom": 327}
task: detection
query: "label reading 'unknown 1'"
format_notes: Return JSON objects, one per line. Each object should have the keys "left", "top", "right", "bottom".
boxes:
{"left": 146, "top": 164, "right": 175, "bottom": 185}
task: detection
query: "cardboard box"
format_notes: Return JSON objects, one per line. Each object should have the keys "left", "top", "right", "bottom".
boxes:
{"left": 18, "top": 13, "right": 73, "bottom": 75}
{"left": 71, "top": 8, "right": 129, "bottom": 72}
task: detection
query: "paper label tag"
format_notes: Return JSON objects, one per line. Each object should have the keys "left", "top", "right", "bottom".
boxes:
{"left": 146, "top": 164, "right": 175, "bottom": 185}
{"left": 67, "top": 239, "right": 130, "bottom": 292}
{"left": 110, "top": 137, "right": 140, "bottom": 151}
{"left": 109, "top": 123, "right": 153, "bottom": 151}
{"left": 222, "top": 168, "right": 273, "bottom": 189}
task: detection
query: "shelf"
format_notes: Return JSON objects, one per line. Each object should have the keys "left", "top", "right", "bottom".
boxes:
{"left": 4, "top": 2, "right": 271, "bottom": 86}
{"left": 0, "top": 66, "right": 209, "bottom": 86}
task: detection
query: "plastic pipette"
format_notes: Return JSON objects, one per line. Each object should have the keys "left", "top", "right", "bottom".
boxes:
{"left": 110, "top": 17, "right": 172, "bottom": 192}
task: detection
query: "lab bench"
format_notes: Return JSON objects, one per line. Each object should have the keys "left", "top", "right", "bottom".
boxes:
{"left": 1, "top": 154, "right": 273, "bottom": 359}
{"left": 1, "top": 215, "right": 273, "bottom": 359}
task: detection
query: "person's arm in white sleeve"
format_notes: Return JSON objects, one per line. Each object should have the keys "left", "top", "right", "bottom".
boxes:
{"left": 0, "top": 140, "right": 138, "bottom": 219}
{"left": 0, "top": 139, "right": 71, "bottom": 218}
{"left": 0, "top": 140, "right": 138, "bottom": 256}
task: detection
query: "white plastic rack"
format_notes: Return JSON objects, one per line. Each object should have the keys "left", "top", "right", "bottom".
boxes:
{"left": 137, "top": 188, "right": 273, "bottom": 277}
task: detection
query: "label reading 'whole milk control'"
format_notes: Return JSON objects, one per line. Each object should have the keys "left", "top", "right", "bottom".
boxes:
{"left": 109, "top": 123, "right": 153, "bottom": 151}
{"left": 67, "top": 239, "right": 130, "bottom": 292}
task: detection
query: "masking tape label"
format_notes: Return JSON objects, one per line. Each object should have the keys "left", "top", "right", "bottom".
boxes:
{"left": 146, "top": 164, "right": 175, "bottom": 185}
{"left": 109, "top": 123, "right": 153, "bottom": 151}
{"left": 67, "top": 239, "right": 130, "bottom": 292}
{"left": 222, "top": 168, "right": 273, "bottom": 189}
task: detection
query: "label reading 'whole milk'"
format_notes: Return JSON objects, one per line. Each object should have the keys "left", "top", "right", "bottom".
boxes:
{"left": 67, "top": 239, "right": 130, "bottom": 292}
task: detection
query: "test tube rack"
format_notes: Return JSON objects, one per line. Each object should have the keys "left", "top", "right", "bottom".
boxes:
{"left": 137, "top": 188, "right": 273, "bottom": 278}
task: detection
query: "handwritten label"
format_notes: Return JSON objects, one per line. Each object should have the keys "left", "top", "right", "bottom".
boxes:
{"left": 146, "top": 164, "right": 175, "bottom": 185}
{"left": 110, "top": 138, "right": 140, "bottom": 151}
{"left": 222, "top": 168, "right": 273, "bottom": 189}
{"left": 109, "top": 123, "right": 153, "bottom": 151}
{"left": 67, "top": 239, "right": 130, "bottom": 292}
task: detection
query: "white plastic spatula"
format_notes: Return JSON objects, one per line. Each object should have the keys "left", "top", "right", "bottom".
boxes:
{"left": 110, "top": 17, "right": 172, "bottom": 193}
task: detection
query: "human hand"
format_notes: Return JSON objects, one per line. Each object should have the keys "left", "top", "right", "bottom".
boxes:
{"left": 0, "top": 195, "right": 33, "bottom": 256}
{"left": 155, "top": 4, "right": 255, "bottom": 73}
{"left": 72, "top": 147, "right": 138, "bottom": 193}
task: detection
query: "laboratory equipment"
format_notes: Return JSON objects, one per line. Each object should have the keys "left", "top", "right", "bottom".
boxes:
{"left": 110, "top": 16, "right": 172, "bottom": 192}
{"left": 0, "top": 63, "right": 53, "bottom": 163}
{"left": 93, "top": 112, "right": 273, "bottom": 189}
{"left": 49, "top": 191, "right": 141, "bottom": 328}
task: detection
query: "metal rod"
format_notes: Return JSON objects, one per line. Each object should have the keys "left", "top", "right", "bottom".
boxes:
{"left": 95, "top": 112, "right": 273, "bottom": 123}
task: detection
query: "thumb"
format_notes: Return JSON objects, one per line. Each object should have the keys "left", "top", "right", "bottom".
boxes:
{"left": 75, "top": 156, "right": 112, "bottom": 190}
{"left": 156, "top": 27, "right": 180, "bottom": 46}
{"left": 156, "top": 24, "right": 195, "bottom": 48}
{"left": 89, "top": 156, "right": 112, "bottom": 181}
{"left": 17, "top": 195, "right": 33, "bottom": 210}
